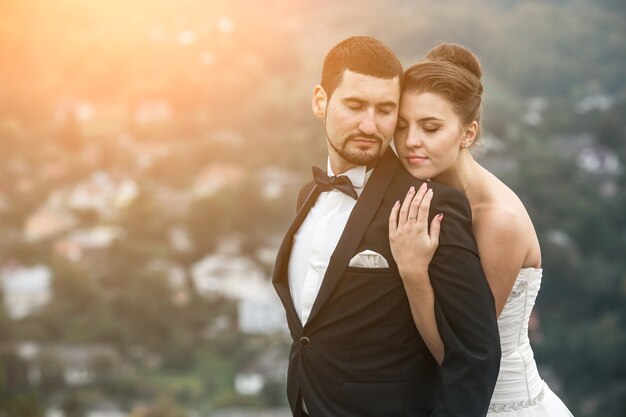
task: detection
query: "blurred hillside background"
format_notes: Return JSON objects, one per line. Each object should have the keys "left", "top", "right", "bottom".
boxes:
{"left": 1, "top": 0, "right": 625, "bottom": 416}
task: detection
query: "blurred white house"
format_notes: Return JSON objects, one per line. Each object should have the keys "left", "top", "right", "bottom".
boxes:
{"left": 1, "top": 264, "right": 52, "bottom": 319}
{"left": 191, "top": 253, "right": 287, "bottom": 335}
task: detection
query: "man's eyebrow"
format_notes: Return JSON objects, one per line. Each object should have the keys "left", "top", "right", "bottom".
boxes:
{"left": 378, "top": 101, "right": 398, "bottom": 108}
{"left": 343, "top": 97, "right": 398, "bottom": 108}
{"left": 343, "top": 97, "right": 366, "bottom": 104}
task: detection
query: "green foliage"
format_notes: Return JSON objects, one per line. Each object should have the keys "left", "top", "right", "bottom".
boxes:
{"left": 0, "top": 394, "right": 44, "bottom": 417}
{"left": 0, "top": 352, "right": 44, "bottom": 417}
{"left": 129, "top": 397, "right": 188, "bottom": 417}
{"left": 61, "top": 391, "right": 87, "bottom": 417}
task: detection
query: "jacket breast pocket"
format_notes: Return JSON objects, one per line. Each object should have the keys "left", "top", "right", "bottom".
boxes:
{"left": 345, "top": 265, "right": 398, "bottom": 275}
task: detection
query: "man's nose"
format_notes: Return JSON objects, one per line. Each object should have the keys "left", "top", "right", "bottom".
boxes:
{"left": 358, "top": 110, "right": 377, "bottom": 135}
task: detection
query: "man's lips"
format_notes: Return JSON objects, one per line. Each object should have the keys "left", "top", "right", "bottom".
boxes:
{"left": 347, "top": 133, "right": 382, "bottom": 144}
{"left": 350, "top": 137, "right": 379, "bottom": 142}
{"left": 350, "top": 138, "right": 380, "bottom": 148}
{"left": 406, "top": 155, "right": 428, "bottom": 164}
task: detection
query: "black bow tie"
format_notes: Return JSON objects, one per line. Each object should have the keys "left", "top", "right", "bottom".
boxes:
{"left": 312, "top": 166, "right": 358, "bottom": 200}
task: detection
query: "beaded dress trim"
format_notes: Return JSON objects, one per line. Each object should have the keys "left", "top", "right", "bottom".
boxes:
{"left": 508, "top": 280, "right": 527, "bottom": 300}
{"left": 488, "top": 386, "right": 545, "bottom": 413}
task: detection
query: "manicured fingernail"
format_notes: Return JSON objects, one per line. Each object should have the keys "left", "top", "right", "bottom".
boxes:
{"left": 409, "top": 186, "right": 415, "bottom": 194}
{"left": 420, "top": 183, "right": 427, "bottom": 191}
{"left": 437, "top": 213, "right": 444, "bottom": 222}
{"left": 427, "top": 188, "right": 433, "bottom": 195}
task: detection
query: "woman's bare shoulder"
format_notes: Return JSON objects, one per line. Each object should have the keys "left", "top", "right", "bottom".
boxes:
{"left": 471, "top": 175, "right": 540, "bottom": 267}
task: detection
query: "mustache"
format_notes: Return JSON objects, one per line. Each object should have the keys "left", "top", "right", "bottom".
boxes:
{"left": 346, "top": 133, "right": 383, "bottom": 143}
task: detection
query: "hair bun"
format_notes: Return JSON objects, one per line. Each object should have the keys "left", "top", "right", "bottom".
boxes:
{"left": 426, "top": 43, "right": 482, "bottom": 80}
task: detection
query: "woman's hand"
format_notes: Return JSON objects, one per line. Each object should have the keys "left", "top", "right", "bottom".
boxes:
{"left": 389, "top": 183, "right": 443, "bottom": 285}
{"left": 389, "top": 183, "right": 446, "bottom": 364}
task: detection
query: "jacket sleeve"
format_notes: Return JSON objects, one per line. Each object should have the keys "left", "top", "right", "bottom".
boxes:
{"left": 428, "top": 187, "right": 501, "bottom": 417}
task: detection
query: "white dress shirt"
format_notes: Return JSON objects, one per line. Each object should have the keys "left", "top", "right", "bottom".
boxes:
{"left": 288, "top": 159, "right": 373, "bottom": 325}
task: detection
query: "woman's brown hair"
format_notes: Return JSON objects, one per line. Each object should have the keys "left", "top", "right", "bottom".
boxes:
{"left": 403, "top": 43, "right": 483, "bottom": 135}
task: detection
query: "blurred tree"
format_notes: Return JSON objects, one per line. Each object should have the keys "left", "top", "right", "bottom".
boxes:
{"left": 0, "top": 352, "right": 44, "bottom": 417}
{"left": 0, "top": 288, "right": 12, "bottom": 343}
{"left": 128, "top": 397, "right": 187, "bottom": 417}
{"left": 61, "top": 391, "right": 87, "bottom": 417}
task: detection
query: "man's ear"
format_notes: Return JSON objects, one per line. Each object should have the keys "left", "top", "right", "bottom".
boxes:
{"left": 312, "top": 85, "right": 328, "bottom": 120}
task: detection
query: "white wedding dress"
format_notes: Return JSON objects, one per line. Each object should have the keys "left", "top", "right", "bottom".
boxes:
{"left": 487, "top": 267, "right": 573, "bottom": 416}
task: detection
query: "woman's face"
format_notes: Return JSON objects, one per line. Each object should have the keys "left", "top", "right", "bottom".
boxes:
{"left": 394, "top": 91, "right": 466, "bottom": 180}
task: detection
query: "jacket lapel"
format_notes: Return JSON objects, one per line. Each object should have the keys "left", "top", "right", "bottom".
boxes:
{"left": 272, "top": 183, "right": 319, "bottom": 331}
{"left": 305, "top": 149, "right": 400, "bottom": 328}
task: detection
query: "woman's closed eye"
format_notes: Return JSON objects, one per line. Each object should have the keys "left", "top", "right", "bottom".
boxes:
{"left": 422, "top": 125, "right": 440, "bottom": 133}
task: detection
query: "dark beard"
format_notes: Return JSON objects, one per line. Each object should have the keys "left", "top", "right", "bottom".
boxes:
{"left": 326, "top": 133, "right": 384, "bottom": 166}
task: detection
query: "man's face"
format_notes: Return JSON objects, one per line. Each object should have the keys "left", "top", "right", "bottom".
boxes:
{"left": 313, "top": 69, "right": 400, "bottom": 173}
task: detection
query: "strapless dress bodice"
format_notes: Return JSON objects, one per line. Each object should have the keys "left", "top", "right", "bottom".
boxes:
{"left": 489, "top": 267, "right": 545, "bottom": 412}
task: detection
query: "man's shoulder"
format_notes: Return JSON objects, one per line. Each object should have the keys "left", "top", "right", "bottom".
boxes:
{"left": 296, "top": 180, "right": 316, "bottom": 211}
{"left": 298, "top": 180, "right": 316, "bottom": 195}
{"left": 390, "top": 164, "right": 469, "bottom": 207}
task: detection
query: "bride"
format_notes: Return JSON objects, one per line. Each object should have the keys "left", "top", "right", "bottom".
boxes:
{"left": 388, "top": 42, "right": 574, "bottom": 416}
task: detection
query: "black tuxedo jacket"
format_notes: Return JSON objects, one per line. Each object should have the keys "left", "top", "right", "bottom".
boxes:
{"left": 272, "top": 148, "right": 500, "bottom": 417}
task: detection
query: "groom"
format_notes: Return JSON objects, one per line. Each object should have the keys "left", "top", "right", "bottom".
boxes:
{"left": 272, "top": 36, "right": 500, "bottom": 417}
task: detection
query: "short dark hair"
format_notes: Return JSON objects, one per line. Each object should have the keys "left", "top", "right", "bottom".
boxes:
{"left": 321, "top": 36, "right": 403, "bottom": 98}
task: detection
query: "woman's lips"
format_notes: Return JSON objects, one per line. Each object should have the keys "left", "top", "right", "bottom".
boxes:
{"left": 406, "top": 156, "right": 428, "bottom": 165}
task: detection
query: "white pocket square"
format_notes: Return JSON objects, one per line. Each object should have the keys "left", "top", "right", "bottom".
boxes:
{"left": 348, "top": 250, "right": 389, "bottom": 268}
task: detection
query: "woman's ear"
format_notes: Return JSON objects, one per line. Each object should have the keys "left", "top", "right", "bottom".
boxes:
{"left": 312, "top": 85, "right": 328, "bottom": 120}
{"left": 461, "top": 121, "right": 479, "bottom": 148}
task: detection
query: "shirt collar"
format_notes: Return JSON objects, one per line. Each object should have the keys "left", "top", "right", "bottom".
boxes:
{"left": 326, "top": 158, "right": 373, "bottom": 198}
{"left": 389, "top": 139, "right": 399, "bottom": 156}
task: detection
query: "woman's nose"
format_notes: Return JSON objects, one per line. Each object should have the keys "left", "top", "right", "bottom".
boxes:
{"left": 405, "top": 127, "right": 423, "bottom": 148}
